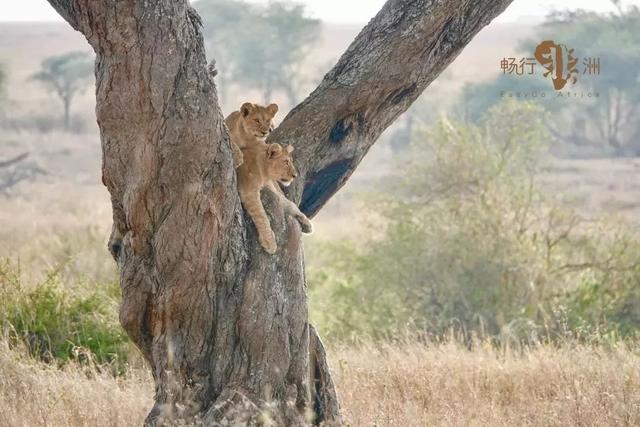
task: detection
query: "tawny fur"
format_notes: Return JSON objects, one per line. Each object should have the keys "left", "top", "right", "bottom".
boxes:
{"left": 225, "top": 102, "right": 278, "bottom": 168}
{"left": 237, "top": 143, "right": 313, "bottom": 254}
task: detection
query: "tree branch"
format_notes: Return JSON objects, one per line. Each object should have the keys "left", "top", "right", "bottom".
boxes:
{"left": 0, "top": 153, "right": 46, "bottom": 193}
{"left": 45, "top": 0, "right": 89, "bottom": 34}
{"left": 0, "top": 152, "right": 28, "bottom": 169}
{"left": 46, "top": 0, "right": 73, "bottom": 20}
{"left": 271, "top": 0, "right": 514, "bottom": 217}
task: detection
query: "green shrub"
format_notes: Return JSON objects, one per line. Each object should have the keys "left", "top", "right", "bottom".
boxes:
{"left": 309, "top": 101, "right": 640, "bottom": 343}
{"left": 0, "top": 259, "right": 129, "bottom": 370}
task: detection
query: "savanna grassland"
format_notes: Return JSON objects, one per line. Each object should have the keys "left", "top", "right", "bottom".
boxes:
{"left": 1, "top": 116, "right": 639, "bottom": 426}
{"left": 2, "top": 11, "right": 640, "bottom": 427}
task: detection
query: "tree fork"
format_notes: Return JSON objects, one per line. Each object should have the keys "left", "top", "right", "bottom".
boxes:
{"left": 45, "top": 0, "right": 513, "bottom": 425}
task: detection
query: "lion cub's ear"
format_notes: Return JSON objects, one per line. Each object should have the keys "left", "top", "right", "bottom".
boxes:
{"left": 266, "top": 103, "right": 279, "bottom": 117}
{"left": 285, "top": 145, "right": 294, "bottom": 154}
{"left": 267, "top": 143, "right": 283, "bottom": 159}
{"left": 241, "top": 102, "right": 255, "bottom": 117}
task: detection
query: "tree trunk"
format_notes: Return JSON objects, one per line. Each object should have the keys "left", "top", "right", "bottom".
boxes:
{"left": 63, "top": 95, "right": 71, "bottom": 131}
{"left": 46, "top": 0, "right": 513, "bottom": 425}
{"left": 263, "top": 79, "right": 274, "bottom": 106}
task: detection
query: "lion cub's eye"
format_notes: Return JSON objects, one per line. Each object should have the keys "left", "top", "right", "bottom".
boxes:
{"left": 254, "top": 119, "right": 260, "bottom": 123}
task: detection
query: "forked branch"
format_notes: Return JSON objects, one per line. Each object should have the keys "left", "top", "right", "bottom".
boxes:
{"left": 270, "top": 0, "right": 514, "bottom": 217}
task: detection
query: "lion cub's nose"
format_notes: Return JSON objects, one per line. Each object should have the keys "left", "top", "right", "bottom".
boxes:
{"left": 293, "top": 171, "right": 298, "bottom": 178}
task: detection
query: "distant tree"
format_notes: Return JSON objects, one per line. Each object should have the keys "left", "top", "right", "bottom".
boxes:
{"left": 310, "top": 101, "right": 640, "bottom": 343}
{"left": 533, "top": 6, "right": 640, "bottom": 155}
{"left": 453, "top": 6, "right": 640, "bottom": 156}
{"left": 31, "top": 52, "right": 93, "bottom": 131}
{"left": 196, "top": 0, "right": 252, "bottom": 101}
{"left": 197, "top": 0, "right": 320, "bottom": 106}
{"left": 255, "top": 2, "right": 320, "bottom": 105}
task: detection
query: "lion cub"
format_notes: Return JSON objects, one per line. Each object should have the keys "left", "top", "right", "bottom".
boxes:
{"left": 225, "top": 102, "right": 278, "bottom": 168}
{"left": 237, "top": 142, "right": 313, "bottom": 254}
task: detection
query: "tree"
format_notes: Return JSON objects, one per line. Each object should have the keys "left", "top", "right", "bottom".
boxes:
{"left": 197, "top": 0, "right": 320, "bottom": 107}
{"left": 196, "top": 0, "right": 252, "bottom": 101}
{"left": 534, "top": 6, "right": 640, "bottom": 155}
{"left": 454, "top": 6, "right": 640, "bottom": 156}
{"left": 239, "top": 2, "right": 320, "bottom": 105}
{"left": 31, "top": 51, "right": 93, "bottom": 131}
{"left": 312, "top": 102, "right": 554, "bottom": 340}
{"left": 45, "top": 0, "right": 513, "bottom": 424}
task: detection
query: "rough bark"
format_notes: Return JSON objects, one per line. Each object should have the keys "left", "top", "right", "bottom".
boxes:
{"left": 309, "top": 325, "right": 342, "bottom": 425}
{"left": 63, "top": 95, "right": 71, "bottom": 131}
{"left": 46, "top": 0, "right": 512, "bottom": 425}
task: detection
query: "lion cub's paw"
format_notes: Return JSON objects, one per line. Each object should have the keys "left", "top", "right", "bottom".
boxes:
{"left": 259, "top": 229, "right": 277, "bottom": 254}
{"left": 297, "top": 215, "right": 313, "bottom": 234}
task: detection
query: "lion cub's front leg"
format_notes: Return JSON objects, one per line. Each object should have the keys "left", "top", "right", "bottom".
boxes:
{"left": 239, "top": 189, "right": 277, "bottom": 254}
{"left": 266, "top": 182, "right": 313, "bottom": 234}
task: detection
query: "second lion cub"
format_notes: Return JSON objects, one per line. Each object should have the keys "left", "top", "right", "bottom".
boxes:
{"left": 237, "top": 142, "right": 313, "bottom": 254}
{"left": 225, "top": 102, "right": 278, "bottom": 168}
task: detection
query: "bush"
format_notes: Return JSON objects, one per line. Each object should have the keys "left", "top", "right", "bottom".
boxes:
{"left": 309, "top": 101, "right": 640, "bottom": 343}
{"left": 0, "top": 259, "right": 129, "bottom": 370}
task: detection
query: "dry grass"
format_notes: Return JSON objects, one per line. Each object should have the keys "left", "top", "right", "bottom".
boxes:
{"left": 0, "top": 342, "right": 150, "bottom": 427}
{"left": 334, "top": 341, "right": 640, "bottom": 426}
{"left": 1, "top": 340, "right": 639, "bottom": 426}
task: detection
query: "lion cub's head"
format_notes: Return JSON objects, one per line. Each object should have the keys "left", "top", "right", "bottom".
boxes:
{"left": 265, "top": 143, "right": 297, "bottom": 187}
{"left": 240, "top": 102, "right": 278, "bottom": 141}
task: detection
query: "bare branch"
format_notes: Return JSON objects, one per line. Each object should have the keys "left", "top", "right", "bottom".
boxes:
{"left": 0, "top": 152, "right": 29, "bottom": 169}
{"left": 0, "top": 153, "right": 46, "bottom": 193}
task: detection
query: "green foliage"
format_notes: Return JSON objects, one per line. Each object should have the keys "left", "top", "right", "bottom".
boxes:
{"left": 454, "top": 76, "right": 549, "bottom": 123}
{"left": 196, "top": 0, "right": 320, "bottom": 105}
{"left": 0, "top": 259, "right": 128, "bottom": 370}
{"left": 309, "top": 101, "right": 640, "bottom": 343}
{"left": 453, "top": 6, "right": 640, "bottom": 156}
{"left": 31, "top": 52, "right": 93, "bottom": 92}
{"left": 195, "top": 0, "right": 252, "bottom": 97}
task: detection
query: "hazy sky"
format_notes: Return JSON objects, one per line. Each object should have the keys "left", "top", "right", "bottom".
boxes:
{"left": 0, "top": 0, "right": 636, "bottom": 23}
